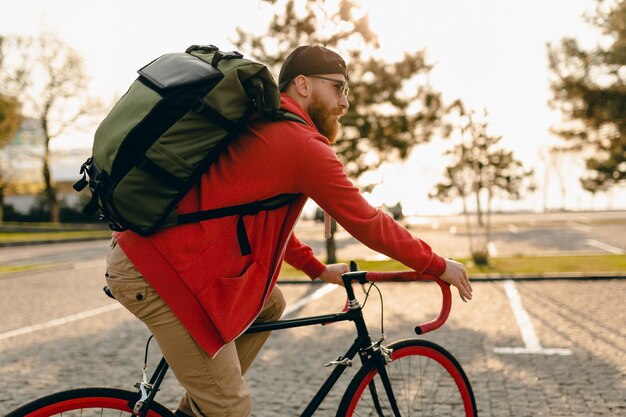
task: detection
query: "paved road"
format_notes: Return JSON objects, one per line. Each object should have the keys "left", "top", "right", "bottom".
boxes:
{"left": 1, "top": 212, "right": 625, "bottom": 415}
{"left": 286, "top": 211, "right": 626, "bottom": 262}
{"left": 1, "top": 259, "right": 624, "bottom": 416}
{"left": 1, "top": 211, "right": 625, "bottom": 274}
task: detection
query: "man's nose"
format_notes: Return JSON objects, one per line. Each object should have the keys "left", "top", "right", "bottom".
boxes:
{"left": 339, "top": 94, "right": 349, "bottom": 111}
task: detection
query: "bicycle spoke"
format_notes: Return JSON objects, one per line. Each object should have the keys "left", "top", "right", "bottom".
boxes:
{"left": 411, "top": 355, "right": 445, "bottom": 415}
{"left": 340, "top": 341, "right": 475, "bottom": 417}
{"left": 395, "top": 355, "right": 410, "bottom": 415}
{"left": 406, "top": 355, "right": 426, "bottom": 416}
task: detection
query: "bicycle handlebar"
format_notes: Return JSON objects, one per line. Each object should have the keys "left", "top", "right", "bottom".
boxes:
{"left": 341, "top": 270, "right": 452, "bottom": 336}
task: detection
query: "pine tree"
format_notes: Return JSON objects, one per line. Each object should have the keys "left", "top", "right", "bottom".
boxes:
{"left": 548, "top": 0, "right": 626, "bottom": 190}
{"left": 235, "top": 0, "right": 448, "bottom": 261}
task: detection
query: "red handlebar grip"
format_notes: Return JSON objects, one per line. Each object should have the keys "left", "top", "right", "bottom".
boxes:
{"left": 415, "top": 278, "right": 451, "bottom": 335}
{"left": 364, "top": 271, "right": 424, "bottom": 282}
{"left": 363, "top": 271, "right": 452, "bottom": 335}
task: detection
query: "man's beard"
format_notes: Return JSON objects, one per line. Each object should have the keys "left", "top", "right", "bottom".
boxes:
{"left": 308, "top": 92, "right": 342, "bottom": 143}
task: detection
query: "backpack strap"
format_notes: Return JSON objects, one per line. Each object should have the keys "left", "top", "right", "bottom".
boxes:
{"left": 175, "top": 108, "right": 306, "bottom": 256}
{"left": 271, "top": 108, "right": 308, "bottom": 125}
{"left": 176, "top": 193, "right": 299, "bottom": 256}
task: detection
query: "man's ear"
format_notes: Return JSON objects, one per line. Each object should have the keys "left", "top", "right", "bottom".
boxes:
{"left": 293, "top": 75, "right": 311, "bottom": 98}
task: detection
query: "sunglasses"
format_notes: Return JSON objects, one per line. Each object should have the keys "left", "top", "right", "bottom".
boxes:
{"left": 308, "top": 75, "right": 350, "bottom": 97}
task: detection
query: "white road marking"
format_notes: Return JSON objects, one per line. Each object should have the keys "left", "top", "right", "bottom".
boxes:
{"left": 0, "top": 303, "right": 122, "bottom": 342}
{"left": 507, "top": 224, "right": 519, "bottom": 234}
{"left": 585, "top": 239, "right": 625, "bottom": 254}
{"left": 493, "top": 346, "right": 573, "bottom": 355}
{"left": 283, "top": 283, "right": 338, "bottom": 317}
{"left": 494, "top": 280, "right": 572, "bottom": 356}
{"left": 1, "top": 283, "right": 338, "bottom": 341}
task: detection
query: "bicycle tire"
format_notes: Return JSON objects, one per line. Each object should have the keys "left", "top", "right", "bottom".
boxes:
{"left": 5, "top": 387, "right": 175, "bottom": 417}
{"left": 337, "top": 339, "right": 477, "bottom": 417}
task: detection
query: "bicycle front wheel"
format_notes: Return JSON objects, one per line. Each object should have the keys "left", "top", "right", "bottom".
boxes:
{"left": 6, "top": 387, "right": 175, "bottom": 417}
{"left": 337, "top": 339, "right": 477, "bottom": 417}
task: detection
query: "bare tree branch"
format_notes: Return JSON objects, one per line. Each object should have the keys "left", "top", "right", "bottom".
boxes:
{"left": 0, "top": 32, "right": 104, "bottom": 223}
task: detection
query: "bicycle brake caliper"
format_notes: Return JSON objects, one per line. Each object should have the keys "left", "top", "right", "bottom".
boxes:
{"left": 380, "top": 345, "right": 393, "bottom": 364}
{"left": 365, "top": 337, "right": 393, "bottom": 364}
{"left": 133, "top": 365, "right": 152, "bottom": 414}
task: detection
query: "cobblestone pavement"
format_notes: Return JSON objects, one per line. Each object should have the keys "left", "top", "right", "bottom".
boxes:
{"left": 1, "top": 263, "right": 624, "bottom": 416}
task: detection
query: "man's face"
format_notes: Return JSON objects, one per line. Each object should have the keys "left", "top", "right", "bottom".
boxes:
{"left": 306, "top": 74, "right": 349, "bottom": 144}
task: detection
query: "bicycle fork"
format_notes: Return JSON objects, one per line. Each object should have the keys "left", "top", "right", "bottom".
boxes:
{"left": 362, "top": 339, "right": 402, "bottom": 417}
{"left": 373, "top": 362, "right": 402, "bottom": 417}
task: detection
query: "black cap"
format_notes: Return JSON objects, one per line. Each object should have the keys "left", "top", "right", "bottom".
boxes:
{"left": 278, "top": 45, "right": 348, "bottom": 91}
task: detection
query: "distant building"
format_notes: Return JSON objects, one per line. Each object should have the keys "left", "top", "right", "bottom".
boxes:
{"left": 1, "top": 118, "right": 90, "bottom": 213}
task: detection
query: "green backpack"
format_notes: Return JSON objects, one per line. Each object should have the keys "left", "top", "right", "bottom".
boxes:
{"left": 74, "top": 45, "right": 305, "bottom": 255}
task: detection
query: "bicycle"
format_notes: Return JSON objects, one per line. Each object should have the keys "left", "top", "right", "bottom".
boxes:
{"left": 7, "top": 261, "right": 477, "bottom": 417}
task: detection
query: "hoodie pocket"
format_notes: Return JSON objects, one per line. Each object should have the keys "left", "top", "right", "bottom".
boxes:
{"left": 197, "top": 261, "right": 268, "bottom": 342}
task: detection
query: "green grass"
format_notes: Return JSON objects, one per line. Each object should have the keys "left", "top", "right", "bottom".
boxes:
{"left": 278, "top": 254, "right": 626, "bottom": 280}
{"left": 1, "top": 227, "right": 623, "bottom": 278}
{"left": 0, "top": 263, "right": 65, "bottom": 274}
{"left": 469, "top": 254, "right": 626, "bottom": 275}
{"left": 0, "top": 230, "right": 111, "bottom": 243}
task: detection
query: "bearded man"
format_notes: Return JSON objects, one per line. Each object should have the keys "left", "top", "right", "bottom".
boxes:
{"left": 105, "top": 45, "right": 472, "bottom": 417}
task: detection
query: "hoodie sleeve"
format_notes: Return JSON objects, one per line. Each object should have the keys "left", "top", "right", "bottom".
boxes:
{"left": 284, "top": 233, "right": 326, "bottom": 279}
{"left": 289, "top": 134, "right": 446, "bottom": 276}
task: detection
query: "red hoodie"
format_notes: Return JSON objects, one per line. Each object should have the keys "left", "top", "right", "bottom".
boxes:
{"left": 115, "top": 94, "right": 446, "bottom": 356}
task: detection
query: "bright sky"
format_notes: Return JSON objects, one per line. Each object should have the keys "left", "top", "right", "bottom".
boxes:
{"left": 2, "top": 0, "right": 624, "bottom": 214}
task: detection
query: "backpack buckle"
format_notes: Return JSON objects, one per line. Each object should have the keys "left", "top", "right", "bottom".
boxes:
{"left": 185, "top": 45, "right": 219, "bottom": 54}
{"left": 109, "top": 222, "right": 126, "bottom": 232}
{"left": 211, "top": 50, "right": 243, "bottom": 67}
{"left": 73, "top": 157, "right": 93, "bottom": 191}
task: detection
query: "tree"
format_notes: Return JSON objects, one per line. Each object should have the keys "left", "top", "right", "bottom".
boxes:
{"left": 235, "top": 0, "right": 448, "bottom": 262}
{"left": 430, "top": 103, "right": 534, "bottom": 265}
{"left": 0, "top": 33, "right": 102, "bottom": 223}
{"left": 0, "top": 93, "right": 22, "bottom": 221}
{"left": 547, "top": 0, "right": 626, "bottom": 189}
{"left": 0, "top": 95, "right": 21, "bottom": 145}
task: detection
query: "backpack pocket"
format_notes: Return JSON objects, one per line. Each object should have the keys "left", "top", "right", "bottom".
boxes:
{"left": 143, "top": 140, "right": 195, "bottom": 183}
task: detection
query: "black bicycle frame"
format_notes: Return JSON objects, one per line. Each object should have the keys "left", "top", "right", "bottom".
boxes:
{"left": 247, "top": 306, "right": 382, "bottom": 417}
{"left": 138, "top": 270, "right": 402, "bottom": 417}
{"left": 139, "top": 301, "right": 398, "bottom": 417}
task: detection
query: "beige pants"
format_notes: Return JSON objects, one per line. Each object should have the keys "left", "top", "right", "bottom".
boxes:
{"left": 105, "top": 238, "right": 285, "bottom": 417}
